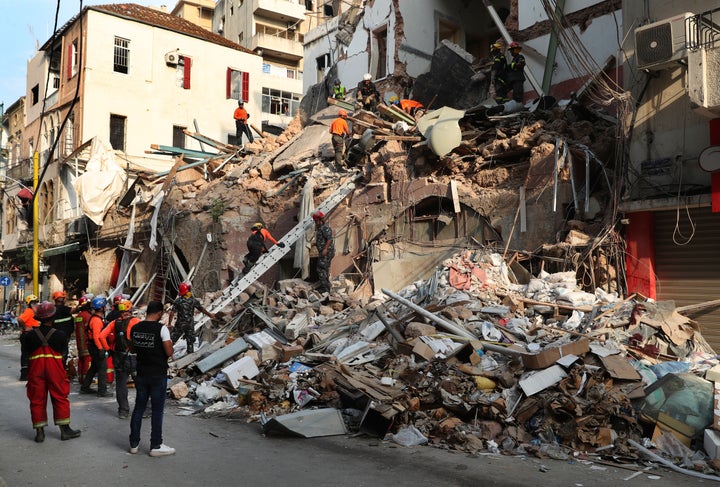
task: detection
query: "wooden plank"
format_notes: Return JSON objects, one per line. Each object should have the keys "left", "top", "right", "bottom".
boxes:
{"left": 183, "top": 130, "right": 236, "bottom": 153}
{"left": 450, "top": 180, "right": 461, "bottom": 213}
{"left": 326, "top": 97, "right": 355, "bottom": 111}
{"left": 372, "top": 135, "right": 422, "bottom": 141}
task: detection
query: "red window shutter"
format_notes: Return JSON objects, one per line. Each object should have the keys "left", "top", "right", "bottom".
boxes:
{"left": 242, "top": 71, "right": 249, "bottom": 103}
{"left": 67, "top": 43, "right": 73, "bottom": 79}
{"left": 226, "top": 68, "right": 232, "bottom": 98}
{"left": 183, "top": 57, "right": 192, "bottom": 89}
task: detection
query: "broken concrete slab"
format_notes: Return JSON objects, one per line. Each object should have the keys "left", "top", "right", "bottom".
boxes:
{"left": 261, "top": 408, "right": 347, "bottom": 438}
{"left": 195, "top": 337, "right": 249, "bottom": 373}
{"left": 272, "top": 124, "right": 331, "bottom": 172}
{"left": 220, "top": 356, "right": 260, "bottom": 389}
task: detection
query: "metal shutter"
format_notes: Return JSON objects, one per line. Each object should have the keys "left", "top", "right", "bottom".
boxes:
{"left": 654, "top": 207, "right": 720, "bottom": 351}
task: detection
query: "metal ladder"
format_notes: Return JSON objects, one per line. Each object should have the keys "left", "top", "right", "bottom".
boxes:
{"left": 192, "top": 173, "right": 360, "bottom": 332}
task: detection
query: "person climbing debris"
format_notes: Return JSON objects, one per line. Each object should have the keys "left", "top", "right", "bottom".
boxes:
{"left": 330, "top": 109, "right": 351, "bottom": 169}
{"left": 356, "top": 73, "right": 380, "bottom": 112}
{"left": 312, "top": 211, "right": 334, "bottom": 294}
{"left": 243, "top": 222, "right": 285, "bottom": 274}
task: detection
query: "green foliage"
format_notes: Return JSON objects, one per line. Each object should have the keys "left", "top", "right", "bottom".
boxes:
{"left": 210, "top": 198, "right": 225, "bottom": 222}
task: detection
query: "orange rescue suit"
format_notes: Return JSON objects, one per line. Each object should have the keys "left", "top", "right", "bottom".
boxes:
{"left": 330, "top": 117, "right": 349, "bottom": 136}
{"left": 233, "top": 107, "right": 249, "bottom": 122}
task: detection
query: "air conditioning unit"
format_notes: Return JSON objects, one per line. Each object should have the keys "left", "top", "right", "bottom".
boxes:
{"left": 165, "top": 50, "right": 180, "bottom": 66}
{"left": 634, "top": 12, "right": 694, "bottom": 70}
{"left": 688, "top": 44, "right": 720, "bottom": 117}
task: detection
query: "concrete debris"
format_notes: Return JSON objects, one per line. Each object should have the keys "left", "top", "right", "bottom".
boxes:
{"left": 164, "top": 245, "right": 720, "bottom": 474}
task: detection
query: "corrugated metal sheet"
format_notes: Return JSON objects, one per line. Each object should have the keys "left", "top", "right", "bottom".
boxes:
{"left": 654, "top": 207, "right": 720, "bottom": 351}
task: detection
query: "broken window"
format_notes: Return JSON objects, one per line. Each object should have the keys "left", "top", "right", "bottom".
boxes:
{"left": 173, "top": 125, "right": 186, "bottom": 149}
{"left": 109, "top": 114, "right": 127, "bottom": 151}
{"left": 114, "top": 36, "right": 130, "bottom": 74}
{"left": 31, "top": 85, "right": 39, "bottom": 105}
{"left": 226, "top": 68, "right": 249, "bottom": 102}
{"left": 316, "top": 53, "right": 330, "bottom": 82}
{"left": 262, "top": 87, "right": 301, "bottom": 116}
{"left": 305, "top": 0, "right": 313, "bottom": 11}
{"left": 323, "top": 3, "right": 333, "bottom": 17}
{"left": 438, "top": 17, "right": 462, "bottom": 47}
{"left": 372, "top": 27, "right": 388, "bottom": 79}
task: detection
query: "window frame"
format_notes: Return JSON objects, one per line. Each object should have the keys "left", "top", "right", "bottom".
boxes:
{"left": 113, "top": 36, "right": 130, "bottom": 74}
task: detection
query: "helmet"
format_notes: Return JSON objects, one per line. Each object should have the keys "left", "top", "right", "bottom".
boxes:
{"left": 338, "top": 109, "right": 348, "bottom": 117}
{"left": 312, "top": 211, "right": 325, "bottom": 222}
{"left": 91, "top": 296, "right": 107, "bottom": 311}
{"left": 363, "top": 73, "right": 372, "bottom": 81}
{"left": 78, "top": 294, "right": 93, "bottom": 307}
{"left": 118, "top": 299, "right": 133, "bottom": 312}
{"left": 252, "top": 222, "right": 264, "bottom": 230}
{"left": 179, "top": 282, "right": 192, "bottom": 296}
{"left": 491, "top": 42, "right": 503, "bottom": 50}
{"left": 52, "top": 291, "right": 67, "bottom": 301}
{"left": 113, "top": 295, "right": 123, "bottom": 305}
{"left": 334, "top": 79, "right": 341, "bottom": 85}
{"left": 25, "top": 294, "right": 39, "bottom": 305}
{"left": 35, "top": 302, "right": 56, "bottom": 321}
{"left": 509, "top": 41, "right": 521, "bottom": 50}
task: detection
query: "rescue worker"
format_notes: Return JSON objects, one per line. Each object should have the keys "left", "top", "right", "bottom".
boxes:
{"left": 243, "top": 223, "right": 285, "bottom": 274}
{"left": 330, "top": 109, "right": 351, "bottom": 168}
{"left": 390, "top": 96, "right": 424, "bottom": 116}
{"left": 52, "top": 291, "right": 74, "bottom": 371}
{"left": 356, "top": 73, "right": 380, "bottom": 112}
{"left": 72, "top": 294, "right": 93, "bottom": 382}
{"left": 490, "top": 42, "right": 509, "bottom": 103}
{"left": 332, "top": 79, "right": 346, "bottom": 99}
{"left": 168, "top": 282, "right": 216, "bottom": 354}
{"left": 80, "top": 296, "right": 111, "bottom": 397}
{"left": 105, "top": 295, "right": 124, "bottom": 324}
{"left": 18, "top": 294, "right": 40, "bottom": 381}
{"left": 313, "top": 211, "right": 334, "bottom": 294}
{"left": 506, "top": 42, "right": 526, "bottom": 103}
{"left": 21, "top": 301, "right": 81, "bottom": 442}
{"left": 233, "top": 100, "right": 254, "bottom": 147}
{"left": 100, "top": 299, "right": 139, "bottom": 419}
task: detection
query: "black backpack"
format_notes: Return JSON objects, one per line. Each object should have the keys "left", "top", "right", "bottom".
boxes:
{"left": 114, "top": 317, "right": 131, "bottom": 353}
{"left": 246, "top": 231, "right": 267, "bottom": 259}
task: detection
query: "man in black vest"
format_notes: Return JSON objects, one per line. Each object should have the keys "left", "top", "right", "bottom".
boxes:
{"left": 128, "top": 301, "right": 175, "bottom": 456}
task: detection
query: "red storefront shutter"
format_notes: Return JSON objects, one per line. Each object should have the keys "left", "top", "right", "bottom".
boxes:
{"left": 226, "top": 67, "right": 232, "bottom": 98}
{"left": 183, "top": 57, "right": 192, "bottom": 89}
{"left": 242, "top": 71, "right": 249, "bottom": 103}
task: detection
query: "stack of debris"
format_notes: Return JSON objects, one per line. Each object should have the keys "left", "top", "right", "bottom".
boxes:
{"left": 163, "top": 247, "right": 720, "bottom": 476}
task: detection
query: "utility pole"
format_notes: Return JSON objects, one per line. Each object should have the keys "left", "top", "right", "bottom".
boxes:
{"left": 33, "top": 151, "right": 39, "bottom": 295}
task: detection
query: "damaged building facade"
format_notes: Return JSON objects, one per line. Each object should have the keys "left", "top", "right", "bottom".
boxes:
{"left": 0, "top": 4, "right": 262, "bottom": 304}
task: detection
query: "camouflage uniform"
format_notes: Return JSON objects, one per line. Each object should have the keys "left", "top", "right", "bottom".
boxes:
{"left": 315, "top": 223, "right": 335, "bottom": 293}
{"left": 171, "top": 296, "right": 202, "bottom": 353}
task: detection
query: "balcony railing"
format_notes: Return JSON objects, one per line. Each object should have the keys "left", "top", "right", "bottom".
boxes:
{"left": 252, "top": 32, "right": 304, "bottom": 59}
{"left": 253, "top": 0, "right": 306, "bottom": 23}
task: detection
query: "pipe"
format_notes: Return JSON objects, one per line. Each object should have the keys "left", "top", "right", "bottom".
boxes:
{"left": 381, "top": 288, "right": 476, "bottom": 340}
{"left": 484, "top": 1, "right": 545, "bottom": 97}
{"left": 627, "top": 439, "right": 720, "bottom": 482}
{"left": 375, "top": 305, "right": 406, "bottom": 344}
{"left": 541, "top": 0, "right": 566, "bottom": 94}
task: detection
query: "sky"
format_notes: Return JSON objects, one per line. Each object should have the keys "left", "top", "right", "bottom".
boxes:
{"left": 0, "top": 0, "right": 160, "bottom": 110}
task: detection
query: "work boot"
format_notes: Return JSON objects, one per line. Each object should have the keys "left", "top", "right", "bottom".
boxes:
{"left": 34, "top": 427, "right": 45, "bottom": 443}
{"left": 60, "top": 424, "right": 81, "bottom": 440}
{"left": 79, "top": 386, "right": 96, "bottom": 394}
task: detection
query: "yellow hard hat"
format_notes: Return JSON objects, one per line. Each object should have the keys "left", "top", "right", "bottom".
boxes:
{"left": 252, "top": 222, "right": 263, "bottom": 230}
{"left": 25, "top": 294, "right": 39, "bottom": 304}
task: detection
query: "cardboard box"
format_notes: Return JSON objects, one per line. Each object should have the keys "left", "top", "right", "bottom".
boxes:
{"left": 521, "top": 338, "right": 590, "bottom": 369}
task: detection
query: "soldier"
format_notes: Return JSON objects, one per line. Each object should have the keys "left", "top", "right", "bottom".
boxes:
{"left": 312, "top": 211, "right": 334, "bottom": 294}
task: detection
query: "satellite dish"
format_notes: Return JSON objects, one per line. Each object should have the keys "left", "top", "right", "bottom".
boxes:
{"left": 699, "top": 146, "right": 720, "bottom": 173}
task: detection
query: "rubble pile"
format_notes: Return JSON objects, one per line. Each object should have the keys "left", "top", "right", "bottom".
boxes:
{"left": 166, "top": 248, "right": 720, "bottom": 474}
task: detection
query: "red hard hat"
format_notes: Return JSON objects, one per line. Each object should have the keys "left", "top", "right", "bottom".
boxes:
{"left": 35, "top": 301, "right": 56, "bottom": 321}
{"left": 52, "top": 291, "right": 67, "bottom": 301}
{"left": 509, "top": 41, "right": 521, "bottom": 49}
{"left": 113, "top": 295, "right": 123, "bottom": 304}
{"left": 78, "top": 294, "right": 92, "bottom": 306}
{"left": 312, "top": 211, "right": 325, "bottom": 222}
{"left": 179, "top": 282, "right": 192, "bottom": 296}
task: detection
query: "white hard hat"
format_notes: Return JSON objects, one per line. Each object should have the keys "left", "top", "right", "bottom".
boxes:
{"left": 363, "top": 73, "right": 372, "bottom": 81}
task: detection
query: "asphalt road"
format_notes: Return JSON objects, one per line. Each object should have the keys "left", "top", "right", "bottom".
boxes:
{"left": 0, "top": 334, "right": 707, "bottom": 487}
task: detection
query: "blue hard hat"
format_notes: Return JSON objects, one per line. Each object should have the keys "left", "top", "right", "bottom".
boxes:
{"left": 91, "top": 296, "right": 107, "bottom": 310}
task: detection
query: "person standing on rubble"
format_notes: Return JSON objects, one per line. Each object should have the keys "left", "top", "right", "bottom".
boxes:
{"left": 80, "top": 296, "right": 111, "bottom": 397}
{"left": 332, "top": 79, "right": 346, "bottom": 99}
{"left": 21, "top": 301, "right": 81, "bottom": 443}
{"left": 233, "top": 100, "right": 254, "bottom": 147}
{"left": 18, "top": 294, "right": 40, "bottom": 381}
{"left": 312, "top": 211, "right": 335, "bottom": 294}
{"left": 167, "top": 282, "right": 215, "bottom": 354}
{"left": 128, "top": 301, "right": 175, "bottom": 456}
{"left": 100, "top": 299, "right": 139, "bottom": 419}
{"left": 330, "top": 109, "right": 351, "bottom": 168}
{"left": 506, "top": 42, "right": 526, "bottom": 103}
{"left": 489, "top": 42, "right": 509, "bottom": 103}
{"left": 356, "top": 73, "right": 380, "bottom": 112}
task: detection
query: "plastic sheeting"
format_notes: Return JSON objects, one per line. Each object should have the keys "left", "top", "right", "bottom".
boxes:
{"left": 72, "top": 138, "right": 127, "bottom": 225}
